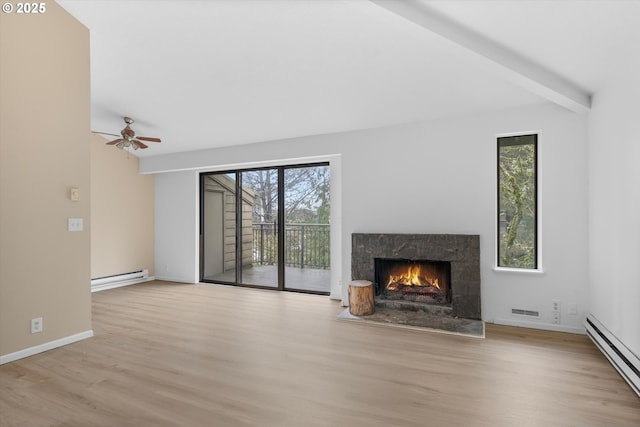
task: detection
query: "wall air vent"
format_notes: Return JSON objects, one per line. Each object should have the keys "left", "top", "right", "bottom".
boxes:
{"left": 511, "top": 308, "right": 540, "bottom": 317}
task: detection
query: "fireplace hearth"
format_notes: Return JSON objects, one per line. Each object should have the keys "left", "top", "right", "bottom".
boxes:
{"left": 352, "top": 233, "right": 481, "bottom": 320}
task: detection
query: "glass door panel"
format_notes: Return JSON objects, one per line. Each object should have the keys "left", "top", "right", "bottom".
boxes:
{"left": 283, "top": 165, "right": 331, "bottom": 293}
{"left": 239, "top": 169, "right": 279, "bottom": 288}
{"left": 202, "top": 173, "right": 237, "bottom": 283}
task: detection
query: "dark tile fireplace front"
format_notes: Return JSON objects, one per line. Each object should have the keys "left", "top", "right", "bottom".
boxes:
{"left": 352, "top": 233, "right": 481, "bottom": 320}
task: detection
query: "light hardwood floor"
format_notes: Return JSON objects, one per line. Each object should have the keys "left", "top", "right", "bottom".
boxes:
{"left": 1, "top": 281, "right": 639, "bottom": 427}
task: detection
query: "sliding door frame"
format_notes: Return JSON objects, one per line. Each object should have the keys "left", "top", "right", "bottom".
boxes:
{"left": 200, "top": 162, "right": 330, "bottom": 295}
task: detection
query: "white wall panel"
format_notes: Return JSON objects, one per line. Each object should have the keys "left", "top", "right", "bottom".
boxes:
{"left": 588, "top": 53, "right": 640, "bottom": 356}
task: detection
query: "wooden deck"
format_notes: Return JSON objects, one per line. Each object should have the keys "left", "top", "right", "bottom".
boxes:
{"left": 203, "top": 265, "right": 331, "bottom": 293}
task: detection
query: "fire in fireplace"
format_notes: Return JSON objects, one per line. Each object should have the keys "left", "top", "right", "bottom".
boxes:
{"left": 374, "top": 258, "right": 451, "bottom": 305}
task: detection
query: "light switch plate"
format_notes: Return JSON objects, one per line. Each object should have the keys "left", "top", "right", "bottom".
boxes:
{"left": 68, "top": 218, "right": 83, "bottom": 232}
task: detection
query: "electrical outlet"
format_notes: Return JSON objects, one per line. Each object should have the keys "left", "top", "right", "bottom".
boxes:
{"left": 31, "top": 317, "right": 43, "bottom": 333}
{"left": 552, "top": 300, "right": 561, "bottom": 312}
{"left": 551, "top": 311, "right": 561, "bottom": 324}
{"left": 68, "top": 218, "right": 83, "bottom": 232}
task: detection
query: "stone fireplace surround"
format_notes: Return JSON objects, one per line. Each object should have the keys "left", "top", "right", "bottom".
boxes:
{"left": 351, "top": 233, "right": 481, "bottom": 320}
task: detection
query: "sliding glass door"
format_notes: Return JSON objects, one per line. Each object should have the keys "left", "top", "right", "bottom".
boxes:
{"left": 201, "top": 172, "right": 234, "bottom": 283}
{"left": 239, "top": 169, "right": 279, "bottom": 288}
{"left": 283, "top": 166, "right": 330, "bottom": 292}
{"left": 200, "top": 163, "right": 330, "bottom": 294}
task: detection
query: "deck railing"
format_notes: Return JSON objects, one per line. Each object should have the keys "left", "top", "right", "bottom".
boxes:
{"left": 252, "top": 223, "right": 330, "bottom": 269}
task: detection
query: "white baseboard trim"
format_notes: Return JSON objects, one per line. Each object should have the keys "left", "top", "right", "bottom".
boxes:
{"left": 91, "top": 275, "right": 155, "bottom": 293}
{"left": 0, "top": 330, "right": 94, "bottom": 365}
{"left": 493, "top": 317, "right": 585, "bottom": 334}
{"left": 154, "top": 275, "right": 195, "bottom": 284}
{"left": 585, "top": 314, "right": 640, "bottom": 397}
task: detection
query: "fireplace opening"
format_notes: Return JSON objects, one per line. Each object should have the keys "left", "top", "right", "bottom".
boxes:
{"left": 374, "top": 258, "right": 451, "bottom": 305}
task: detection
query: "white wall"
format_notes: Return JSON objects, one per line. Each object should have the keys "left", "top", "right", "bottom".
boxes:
{"left": 587, "top": 53, "right": 640, "bottom": 356}
{"left": 143, "top": 103, "right": 589, "bottom": 333}
{"left": 0, "top": 0, "right": 93, "bottom": 360}
{"left": 154, "top": 171, "right": 200, "bottom": 283}
{"left": 91, "top": 134, "right": 155, "bottom": 279}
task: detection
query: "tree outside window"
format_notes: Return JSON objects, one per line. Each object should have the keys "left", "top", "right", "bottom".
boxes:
{"left": 497, "top": 134, "right": 538, "bottom": 269}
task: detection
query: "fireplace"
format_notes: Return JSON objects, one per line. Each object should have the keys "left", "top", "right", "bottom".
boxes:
{"left": 352, "top": 233, "right": 481, "bottom": 319}
{"left": 375, "top": 258, "right": 451, "bottom": 305}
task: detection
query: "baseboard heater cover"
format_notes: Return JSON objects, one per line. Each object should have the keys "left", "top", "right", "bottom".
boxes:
{"left": 91, "top": 269, "right": 151, "bottom": 292}
{"left": 585, "top": 314, "right": 640, "bottom": 397}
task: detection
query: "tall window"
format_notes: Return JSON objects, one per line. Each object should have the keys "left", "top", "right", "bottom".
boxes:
{"left": 497, "top": 134, "right": 538, "bottom": 269}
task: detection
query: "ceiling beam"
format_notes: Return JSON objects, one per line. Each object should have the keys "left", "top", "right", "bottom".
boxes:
{"left": 370, "top": 0, "right": 591, "bottom": 113}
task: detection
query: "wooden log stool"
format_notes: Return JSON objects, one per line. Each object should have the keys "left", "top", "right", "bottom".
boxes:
{"left": 348, "top": 280, "right": 375, "bottom": 316}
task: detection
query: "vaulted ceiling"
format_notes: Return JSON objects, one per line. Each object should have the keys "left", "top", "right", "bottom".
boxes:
{"left": 57, "top": 0, "right": 640, "bottom": 157}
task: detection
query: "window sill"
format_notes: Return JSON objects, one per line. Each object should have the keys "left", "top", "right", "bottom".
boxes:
{"left": 493, "top": 266, "right": 545, "bottom": 275}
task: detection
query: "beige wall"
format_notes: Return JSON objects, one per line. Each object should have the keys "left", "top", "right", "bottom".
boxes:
{"left": 0, "top": 1, "right": 92, "bottom": 356}
{"left": 91, "top": 134, "right": 155, "bottom": 278}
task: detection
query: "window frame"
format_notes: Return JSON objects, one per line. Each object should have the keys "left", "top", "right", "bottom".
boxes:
{"left": 495, "top": 132, "right": 542, "bottom": 273}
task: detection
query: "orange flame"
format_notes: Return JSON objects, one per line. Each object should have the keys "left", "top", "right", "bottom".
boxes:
{"left": 386, "top": 265, "right": 441, "bottom": 290}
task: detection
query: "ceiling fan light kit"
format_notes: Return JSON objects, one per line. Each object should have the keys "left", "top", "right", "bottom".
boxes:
{"left": 92, "top": 116, "right": 161, "bottom": 151}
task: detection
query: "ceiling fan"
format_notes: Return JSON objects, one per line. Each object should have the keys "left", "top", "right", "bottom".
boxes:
{"left": 92, "top": 117, "right": 161, "bottom": 150}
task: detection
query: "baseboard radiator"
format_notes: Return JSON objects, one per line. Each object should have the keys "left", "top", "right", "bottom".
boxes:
{"left": 585, "top": 314, "right": 640, "bottom": 397}
{"left": 91, "top": 269, "right": 151, "bottom": 292}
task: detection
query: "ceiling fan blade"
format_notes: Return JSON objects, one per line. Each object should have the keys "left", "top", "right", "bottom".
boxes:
{"left": 133, "top": 140, "right": 148, "bottom": 149}
{"left": 136, "top": 136, "right": 161, "bottom": 143}
{"left": 106, "top": 138, "right": 124, "bottom": 145}
{"left": 93, "top": 131, "right": 121, "bottom": 137}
